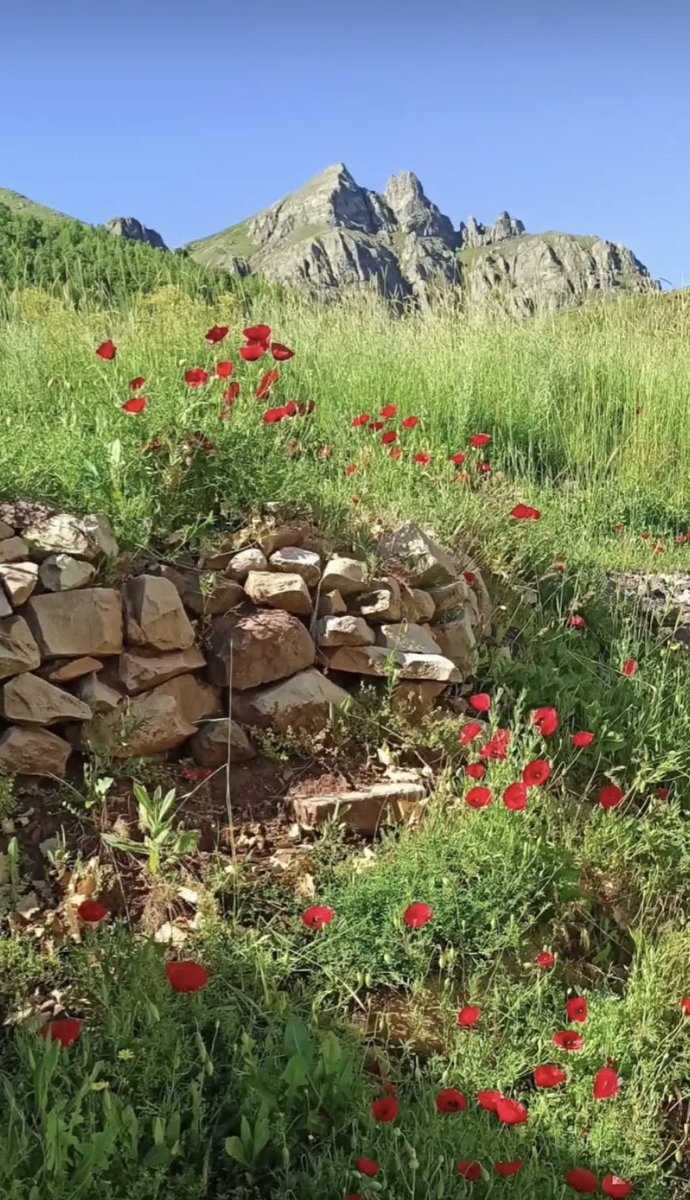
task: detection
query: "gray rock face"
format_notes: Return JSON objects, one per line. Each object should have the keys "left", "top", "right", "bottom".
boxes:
{"left": 105, "top": 216, "right": 167, "bottom": 250}
{"left": 187, "top": 163, "right": 657, "bottom": 313}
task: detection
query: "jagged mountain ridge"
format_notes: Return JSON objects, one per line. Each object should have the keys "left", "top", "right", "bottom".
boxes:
{"left": 186, "top": 163, "right": 658, "bottom": 313}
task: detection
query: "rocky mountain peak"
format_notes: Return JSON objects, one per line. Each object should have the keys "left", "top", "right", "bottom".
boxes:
{"left": 384, "top": 172, "right": 457, "bottom": 246}
{"left": 105, "top": 216, "right": 167, "bottom": 251}
{"left": 462, "top": 212, "right": 526, "bottom": 248}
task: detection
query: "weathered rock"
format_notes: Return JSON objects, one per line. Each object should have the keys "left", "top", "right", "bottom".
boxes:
{"left": 0, "top": 537, "right": 30, "bottom": 564}
{"left": 46, "top": 656, "right": 104, "bottom": 683}
{"left": 39, "top": 554, "right": 96, "bottom": 592}
{"left": 377, "top": 622, "right": 442, "bottom": 655}
{"left": 22, "top": 514, "right": 92, "bottom": 560}
{"left": 432, "top": 613, "right": 478, "bottom": 674}
{"left": 152, "top": 674, "right": 223, "bottom": 724}
{"left": 189, "top": 719, "right": 255, "bottom": 767}
{"left": 379, "top": 522, "right": 457, "bottom": 587}
{"left": 0, "top": 591, "right": 11, "bottom": 618}
{"left": 1, "top": 672, "right": 92, "bottom": 725}
{"left": 462, "top": 211, "right": 525, "bottom": 248}
{"left": 0, "top": 520, "right": 15, "bottom": 539}
{"left": 0, "top": 562, "right": 39, "bottom": 606}
{"left": 244, "top": 570, "right": 312, "bottom": 616}
{"left": 76, "top": 672, "right": 122, "bottom": 714}
{"left": 224, "top": 547, "right": 268, "bottom": 581}
{"left": 462, "top": 567, "right": 492, "bottom": 634}
{"left": 427, "top": 579, "right": 472, "bottom": 616}
{"left": 315, "top": 615, "right": 375, "bottom": 647}
{"left": 351, "top": 577, "right": 401, "bottom": 622}
{"left": 0, "top": 616, "right": 42, "bottom": 680}
{"left": 323, "top": 644, "right": 460, "bottom": 682}
{"left": 0, "top": 725, "right": 72, "bottom": 778}
{"left": 269, "top": 546, "right": 321, "bottom": 586}
{"left": 391, "top": 681, "right": 446, "bottom": 724}
{"left": 321, "top": 555, "right": 369, "bottom": 595}
{"left": 156, "top": 564, "right": 244, "bottom": 616}
{"left": 79, "top": 513, "right": 119, "bottom": 559}
{"left": 25, "top": 589, "right": 123, "bottom": 657}
{"left": 232, "top": 667, "right": 350, "bottom": 731}
{"left": 124, "top": 575, "right": 195, "bottom": 651}
{"left": 316, "top": 590, "right": 347, "bottom": 616}
{"left": 78, "top": 690, "right": 197, "bottom": 757}
{"left": 207, "top": 609, "right": 315, "bottom": 690}
{"left": 118, "top": 646, "right": 206, "bottom": 695}
{"left": 105, "top": 216, "right": 167, "bottom": 250}
{"left": 258, "top": 523, "right": 310, "bottom": 556}
{"left": 292, "top": 781, "right": 426, "bottom": 833}
{"left": 399, "top": 585, "right": 436, "bottom": 624}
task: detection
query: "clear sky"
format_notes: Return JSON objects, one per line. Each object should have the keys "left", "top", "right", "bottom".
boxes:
{"left": 1, "top": 0, "right": 689, "bottom": 286}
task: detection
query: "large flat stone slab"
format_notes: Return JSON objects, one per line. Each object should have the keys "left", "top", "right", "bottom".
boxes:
{"left": 1, "top": 672, "right": 92, "bottom": 725}
{"left": 292, "top": 781, "right": 426, "bottom": 833}
{"left": 323, "top": 644, "right": 460, "bottom": 682}
{"left": 25, "top": 589, "right": 123, "bottom": 657}
{"left": 0, "top": 725, "right": 72, "bottom": 777}
{"left": 232, "top": 668, "right": 350, "bottom": 731}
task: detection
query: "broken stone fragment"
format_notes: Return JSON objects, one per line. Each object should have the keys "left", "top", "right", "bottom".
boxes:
{"left": 399, "top": 584, "right": 435, "bottom": 624}
{"left": 0, "top": 520, "right": 15, "bottom": 539}
{"left": 269, "top": 546, "right": 321, "bottom": 587}
{"left": 0, "top": 562, "right": 39, "bottom": 607}
{"left": 151, "top": 673, "right": 223, "bottom": 724}
{"left": 46, "top": 656, "right": 104, "bottom": 684}
{"left": 351, "top": 577, "right": 401, "bottom": 622}
{"left": 76, "top": 672, "right": 122, "bottom": 713}
{"left": 377, "top": 622, "right": 442, "bottom": 655}
{"left": 292, "top": 781, "right": 426, "bottom": 833}
{"left": 232, "top": 667, "right": 351, "bottom": 731}
{"left": 0, "top": 537, "right": 30, "bottom": 564}
{"left": 323, "top": 644, "right": 460, "bottom": 682}
{"left": 207, "top": 608, "right": 315, "bottom": 690}
{"left": 244, "top": 570, "right": 312, "bottom": 616}
{"left": 25, "top": 589, "right": 123, "bottom": 657}
{"left": 224, "top": 547, "right": 269, "bottom": 581}
{"left": 39, "top": 554, "right": 96, "bottom": 592}
{"left": 0, "top": 591, "right": 11, "bottom": 619}
{"left": 190, "top": 718, "right": 256, "bottom": 766}
{"left": 391, "top": 680, "right": 446, "bottom": 724}
{"left": 432, "top": 613, "right": 478, "bottom": 674}
{"left": 378, "top": 521, "right": 458, "bottom": 588}
{"left": 0, "top": 615, "right": 42, "bottom": 680}
{"left": 258, "top": 523, "right": 310, "bottom": 557}
{"left": 118, "top": 646, "right": 206, "bottom": 695}
{"left": 427, "top": 578, "right": 471, "bottom": 616}
{"left": 155, "top": 564, "right": 244, "bottom": 616}
{"left": 316, "top": 590, "right": 347, "bottom": 616}
{"left": 321, "top": 555, "right": 369, "bottom": 595}
{"left": 77, "top": 689, "right": 198, "bottom": 757}
{"left": 79, "top": 513, "right": 119, "bottom": 559}
{"left": 315, "top": 615, "right": 375, "bottom": 647}
{"left": 0, "top": 725, "right": 72, "bottom": 778}
{"left": 1, "top": 672, "right": 92, "bottom": 725}
{"left": 124, "top": 575, "right": 196, "bottom": 651}
{"left": 23, "top": 513, "right": 92, "bottom": 560}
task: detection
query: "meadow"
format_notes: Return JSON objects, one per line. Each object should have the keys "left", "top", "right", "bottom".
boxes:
{"left": 0, "top": 283, "right": 689, "bottom": 1200}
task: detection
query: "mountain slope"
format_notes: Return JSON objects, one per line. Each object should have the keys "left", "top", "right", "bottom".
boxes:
{"left": 186, "top": 164, "right": 658, "bottom": 313}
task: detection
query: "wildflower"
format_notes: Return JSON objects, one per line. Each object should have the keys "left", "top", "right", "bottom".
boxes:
{"left": 381, "top": 430, "right": 398, "bottom": 445}
{"left": 184, "top": 368, "right": 210, "bottom": 388}
{"left": 256, "top": 369, "right": 280, "bottom": 399}
{"left": 271, "top": 343, "right": 294, "bottom": 360}
{"left": 122, "top": 398, "right": 148, "bottom": 414}
{"left": 460, "top": 720, "right": 484, "bottom": 743}
{"left": 572, "top": 732, "right": 595, "bottom": 748}
{"left": 466, "top": 763, "right": 486, "bottom": 780}
{"left": 537, "top": 951, "right": 556, "bottom": 969}
{"left": 352, "top": 497, "right": 361, "bottom": 506}
{"left": 456, "top": 1161, "right": 482, "bottom": 1182}
{"left": 467, "top": 786, "right": 493, "bottom": 809}
{"left": 240, "top": 343, "right": 266, "bottom": 362}
{"left": 565, "top": 1168, "right": 598, "bottom": 1194}
{"left": 656, "top": 786, "right": 669, "bottom": 799}
{"left": 599, "top": 785, "right": 624, "bottom": 810}
{"left": 469, "top": 693, "right": 491, "bottom": 713}
{"left": 243, "top": 324, "right": 271, "bottom": 342}
{"left": 681, "top": 997, "right": 690, "bottom": 1015}
{"left": 534, "top": 1064, "right": 568, "bottom": 1088}
{"left": 222, "top": 382, "right": 240, "bottom": 405}
{"left": 381, "top": 404, "right": 397, "bottom": 418}
{"left": 401, "top": 415, "right": 419, "bottom": 429}
{"left": 477, "top": 462, "right": 492, "bottom": 474}
{"left": 568, "top": 615, "right": 586, "bottom": 630}
{"left": 511, "top": 503, "right": 541, "bottom": 519}
{"left": 593, "top": 1068, "right": 620, "bottom": 1101}
{"left": 451, "top": 452, "right": 466, "bottom": 465}
{"left": 216, "top": 361, "right": 234, "bottom": 378}
{"left": 40, "top": 1018, "right": 83, "bottom": 1048}
{"left": 166, "top": 961, "right": 209, "bottom": 993}
{"left": 464, "top": 570, "right": 476, "bottom": 584}
{"left": 495, "top": 1097, "right": 528, "bottom": 1125}
{"left": 264, "top": 406, "right": 286, "bottom": 424}
{"left": 96, "top": 340, "right": 116, "bottom": 360}
{"left": 436, "top": 1088, "right": 468, "bottom": 1113}
{"left": 523, "top": 760, "right": 551, "bottom": 787}
{"left": 352, "top": 413, "right": 370, "bottom": 427}
{"left": 602, "top": 1176, "right": 633, "bottom": 1197}
{"left": 503, "top": 782, "right": 528, "bottom": 810}
{"left": 403, "top": 902, "right": 433, "bottom": 929}
{"left": 469, "top": 433, "right": 491, "bottom": 448}
{"left": 532, "top": 707, "right": 559, "bottom": 736}
{"left": 205, "top": 325, "right": 229, "bottom": 344}
{"left": 371, "top": 1096, "right": 399, "bottom": 1123}
{"left": 553, "top": 1030, "right": 585, "bottom": 1051}
{"left": 129, "top": 376, "right": 145, "bottom": 390}
{"left": 301, "top": 906, "right": 334, "bottom": 930}
{"left": 481, "top": 729, "right": 511, "bottom": 761}
{"left": 477, "top": 1090, "right": 502, "bottom": 1111}
{"left": 414, "top": 452, "right": 431, "bottom": 465}
{"left": 356, "top": 1157, "right": 380, "bottom": 1177}
{"left": 613, "top": 523, "right": 625, "bottom": 532}
{"left": 284, "top": 400, "right": 298, "bottom": 416}
{"left": 458, "top": 1006, "right": 481, "bottom": 1027}
{"left": 567, "top": 997, "right": 588, "bottom": 1023}
{"left": 345, "top": 464, "right": 358, "bottom": 476}
{"left": 495, "top": 1162, "right": 524, "bottom": 1177}
{"left": 622, "top": 658, "right": 638, "bottom": 677}
{"left": 319, "top": 445, "right": 333, "bottom": 458}
{"left": 77, "top": 900, "right": 109, "bottom": 923}
{"left": 369, "top": 420, "right": 385, "bottom": 432}
{"left": 389, "top": 447, "right": 403, "bottom": 460}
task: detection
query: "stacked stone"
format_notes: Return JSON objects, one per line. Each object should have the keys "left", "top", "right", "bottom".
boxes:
{"left": 0, "top": 509, "right": 490, "bottom": 779}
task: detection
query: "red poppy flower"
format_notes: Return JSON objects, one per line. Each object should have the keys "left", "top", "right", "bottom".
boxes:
{"left": 380, "top": 403, "right": 397, "bottom": 418}
{"left": 357, "top": 1157, "right": 380, "bottom": 1178}
{"left": 656, "top": 786, "right": 669, "bottom": 799}
{"left": 184, "top": 368, "right": 210, "bottom": 388}
{"left": 593, "top": 1068, "right": 620, "bottom": 1101}
{"left": 511, "top": 503, "right": 541, "bottom": 520}
{"left": 477, "top": 1090, "right": 502, "bottom": 1111}
{"left": 352, "top": 413, "right": 371, "bottom": 427}
{"left": 460, "top": 720, "right": 484, "bottom": 744}
{"left": 436, "top": 1088, "right": 468, "bottom": 1113}
{"left": 467, "top": 786, "right": 493, "bottom": 809}
{"left": 166, "top": 961, "right": 209, "bottom": 993}
{"left": 222, "top": 381, "right": 240, "bottom": 404}
{"left": 345, "top": 464, "right": 358, "bottom": 476}
{"left": 402, "top": 415, "right": 419, "bottom": 429}
{"left": 567, "top": 997, "right": 588, "bottom": 1023}
{"left": 572, "top": 732, "right": 595, "bottom": 749}
{"left": 243, "top": 324, "right": 271, "bottom": 342}
{"left": 681, "top": 997, "right": 690, "bottom": 1015}
{"left": 568, "top": 615, "right": 586, "bottom": 630}
{"left": 389, "top": 447, "right": 403, "bottom": 460}
{"left": 466, "top": 763, "right": 486, "bottom": 781}
{"left": 77, "top": 899, "right": 109, "bottom": 923}
{"left": 301, "top": 905, "right": 334, "bottom": 930}
{"left": 566, "top": 1168, "right": 598, "bottom": 1194}
{"left": 502, "top": 782, "right": 527, "bottom": 811}
{"left": 534, "top": 1063, "right": 568, "bottom": 1088}
{"left": 495, "top": 1097, "right": 528, "bottom": 1125}
{"left": 404, "top": 902, "right": 433, "bottom": 929}
{"left": 128, "top": 376, "right": 145, "bottom": 390}
{"left": 458, "top": 1006, "right": 481, "bottom": 1027}
{"left": 256, "top": 369, "right": 280, "bottom": 400}
{"left": 371, "top": 1096, "right": 399, "bottom": 1123}
{"left": 470, "top": 693, "right": 491, "bottom": 713}
{"left": 622, "top": 658, "right": 637, "bottom": 677}
{"left": 469, "top": 433, "right": 491, "bottom": 448}
{"left": 602, "top": 1177, "right": 633, "bottom": 1198}
{"left": 523, "top": 760, "right": 551, "bottom": 788}
{"left": 464, "top": 570, "right": 476, "bottom": 584}
{"left": 451, "top": 452, "right": 466, "bottom": 466}
{"left": 215, "top": 360, "right": 234, "bottom": 378}
{"left": 599, "top": 785, "right": 624, "bottom": 810}
{"left": 345, "top": 1195, "right": 364, "bottom": 1200}
{"left": 181, "top": 767, "right": 212, "bottom": 782}
{"left": 284, "top": 400, "right": 298, "bottom": 416}
{"left": 553, "top": 1030, "right": 585, "bottom": 1051}
{"left": 477, "top": 462, "right": 492, "bottom": 475}
{"left": 239, "top": 343, "right": 266, "bottom": 361}
{"left": 495, "top": 1162, "right": 524, "bottom": 1177}
{"left": 481, "top": 729, "right": 511, "bottom": 761}
{"left": 263, "top": 406, "right": 286, "bottom": 424}
{"left": 456, "top": 1161, "right": 482, "bottom": 1182}
{"left": 122, "top": 398, "right": 148, "bottom": 414}
{"left": 40, "top": 1017, "right": 83, "bottom": 1048}
{"left": 532, "top": 707, "right": 559, "bottom": 736}
{"left": 537, "top": 950, "right": 556, "bottom": 968}
{"left": 414, "top": 452, "right": 431, "bottom": 465}
{"left": 381, "top": 430, "right": 398, "bottom": 445}
{"left": 205, "top": 324, "right": 229, "bottom": 344}
{"left": 96, "top": 340, "right": 116, "bottom": 360}
{"left": 271, "top": 343, "right": 294, "bottom": 361}
{"left": 369, "top": 420, "right": 385, "bottom": 432}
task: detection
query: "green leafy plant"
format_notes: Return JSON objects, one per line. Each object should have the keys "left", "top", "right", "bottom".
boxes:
{"left": 104, "top": 784, "right": 199, "bottom": 875}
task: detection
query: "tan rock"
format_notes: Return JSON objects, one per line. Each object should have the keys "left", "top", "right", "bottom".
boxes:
{"left": 0, "top": 520, "right": 15, "bottom": 539}
{"left": 427, "top": 578, "right": 471, "bottom": 617}
{"left": 0, "top": 725, "right": 72, "bottom": 777}
{"left": 23, "top": 513, "right": 92, "bottom": 560}
{"left": 244, "top": 570, "right": 312, "bottom": 616}
{"left": 377, "top": 622, "right": 442, "bottom": 655}
{"left": 351, "top": 577, "right": 401, "bottom": 622}
{"left": 156, "top": 564, "right": 244, "bottom": 616}
{"left": 400, "top": 585, "right": 436, "bottom": 623}
{"left": 124, "top": 575, "right": 195, "bottom": 651}
{"left": 258, "top": 523, "right": 309, "bottom": 556}
{"left": 79, "top": 513, "right": 119, "bottom": 559}
{"left": 0, "top": 616, "right": 42, "bottom": 680}
{"left": 208, "top": 609, "right": 315, "bottom": 690}
{"left": 118, "top": 646, "right": 206, "bottom": 695}
{"left": 316, "top": 590, "right": 347, "bottom": 616}
{"left": 190, "top": 719, "right": 255, "bottom": 767}
{"left": 379, "top": 522, "right": 458, "bottom": 587}
{"left": 224, "top": 547, "right": 268, "bottom": 581}
{"left": 25, "top": 589, "right": 123, "bottom": 657}
{"left": 0, "top": 562, "right": 39, "bottom": 606}
{"left": 315, "top": 615, "right": 375, "bottom": 647}
{"left": 232, "top": 667, "right": 351, "bottom": 731}
{"left": 269, "top": 547, "right": 321, "bottom": 586}
{"left": 46, "top": 656, "right": 104, "bottom": 684}
{"left": 292, "top": 781, "right": 426, "bottom": 833}
{"left": 321, "top": 555, "right": 369, "bottom": 595}
{"left": 1, "top": 672, "right": 92, "bottom": 725}
{"left": 78, "top": 690, "right": 197, "bottom": 757}
{"left": 433, "top": 613, "right": 478, "bottom": 674}
{"left": 152, "top": 674, "right": 222, "bottom": 724}
{"left": 462, "top": 565, "right": 492, "bottom": 635}
{"left": 391, "top": 681, "right": 446, "bottom": 724}
{"left": 39, "top": 554, "right": 96, "bottom": 592}
{"left": 76, "top": 672, "right": 122, "bottom": 713}
{"left": 0, "top": 591, "right": 11, "bottom": 619}
{"left": 0, "top": 537, "right": 30, "bottom": 564}
{"left": 324, "top": 644, "right": 461, "bottom": 682}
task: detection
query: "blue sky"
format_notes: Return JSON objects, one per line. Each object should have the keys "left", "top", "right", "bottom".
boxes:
{"left": 2, "top": 0, "right": 689, "bottom": 285}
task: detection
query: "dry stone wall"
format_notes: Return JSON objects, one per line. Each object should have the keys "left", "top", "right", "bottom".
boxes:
{"left": 0, "top": 506, "right": 491, "bottom": 779}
